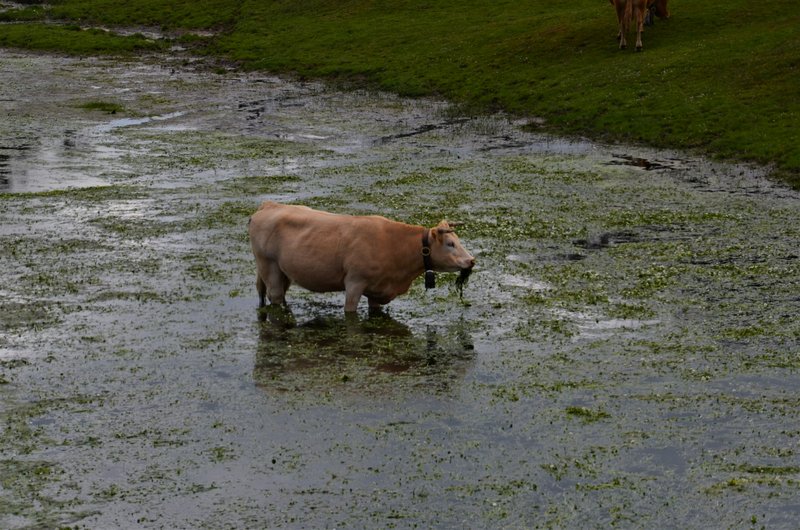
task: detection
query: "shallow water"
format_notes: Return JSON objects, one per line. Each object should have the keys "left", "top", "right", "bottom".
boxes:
{"left": 1, "top": 50, "right": 799, "bottom": 528}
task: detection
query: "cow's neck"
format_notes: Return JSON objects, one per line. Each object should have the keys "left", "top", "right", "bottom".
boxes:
{"left": 363, "top": 224, "right": 430, "bottom": 302}
{"left": 391, "top": 224, "right": 429, "bottom": 284}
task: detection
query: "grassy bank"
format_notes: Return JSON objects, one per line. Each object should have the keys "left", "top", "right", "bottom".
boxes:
{"left": 2, "top": 0, "right": 798, "bottom": 186}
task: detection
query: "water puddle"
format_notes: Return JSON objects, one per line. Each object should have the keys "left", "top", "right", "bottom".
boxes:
{"left": 0, "top": 136, "right": 109, "bottom": 192}
{"left": 1, "top": 50, "right": 799, "bottom": 529}
{"left": 94, "top": 110, "right": 186, "bottom": 132}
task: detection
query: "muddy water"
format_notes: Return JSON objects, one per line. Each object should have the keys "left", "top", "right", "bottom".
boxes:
{"left": 1, "top": 50, "right": 799, "bottom": 528}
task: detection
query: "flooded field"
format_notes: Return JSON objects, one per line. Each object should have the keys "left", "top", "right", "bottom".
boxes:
{"left": 2, "top": 50, "right": 799, "bottom": 528}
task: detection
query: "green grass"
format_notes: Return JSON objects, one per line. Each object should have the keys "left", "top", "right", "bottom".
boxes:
{"left": 0, "top": 0, "right": 239, "bottom": 29}
{"left": 1, "top": 0, "right": 798, "bottom": 186}
{"left": 0, "top": 24, "right": 165, "bottom": 54}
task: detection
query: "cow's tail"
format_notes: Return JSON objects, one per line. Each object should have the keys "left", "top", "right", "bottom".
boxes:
{"left": 249, "top": 200, "right": 277, "bottom": 226}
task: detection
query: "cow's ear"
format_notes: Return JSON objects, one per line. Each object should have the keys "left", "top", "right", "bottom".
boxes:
{"left": 435, "top": 220, "right": 454, "bottom": 235}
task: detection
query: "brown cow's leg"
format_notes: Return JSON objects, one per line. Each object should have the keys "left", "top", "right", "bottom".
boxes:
{"left": 256, "top": 273, "right": 267, "bottom": 308}
{"left": 615, "top": 0, "right": 629, "bottom": 49}
{"left": 344, "top": 282, "right": 365, "bottom": 312}
{"left": 637, "top": 0, "right": 650, "bottom": 50}
{"left": 258, "top": 260, "right": 290, "bottom": 306}
{"left": 268, "top": 269, "right": 291, "bottom": 305}
{"left": 634, "top": 6, "right": 644, "bottom": 51}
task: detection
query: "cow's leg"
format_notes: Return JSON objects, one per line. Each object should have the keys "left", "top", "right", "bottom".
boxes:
{"left": 615, "top": 2, "right": 628, "bottom": 49}
{"left": 634, "top": 6, "right": 645, "bottom": 51}
{"left": 632, "top": 0, "right": 647, "bottom": 51}
{"left": 344, "top": 281, "right": 365, "bottom": 312}
{"left": 367, "top": 297, "right": 383, "bottom": 311}
{"left": 257, "top": 259, "right": 291, "bottom": 306}
{"left": 256, "top": 273, "right": 267, "bottom": 308}
{"left": 645, "top": 2, "right": 654, "bottom": 26}
{"left": 267, "top": 266, "right": 291, "bottom": 305}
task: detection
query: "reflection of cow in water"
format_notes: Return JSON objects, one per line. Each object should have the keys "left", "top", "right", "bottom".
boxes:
{"left": 254, "top": 307, "right": 475, "bottom": 394}
{"left": 610, "top": 0, "right": 669, "bottom": 51}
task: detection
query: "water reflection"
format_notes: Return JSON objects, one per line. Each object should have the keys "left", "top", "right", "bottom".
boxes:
{"left": 0, "top": 141, "right": 36, "bottom": 192}
{"left": 0, "top": 153, "right": 9, "bottom": 190}
{"left": 0, "top": 132, "right": 106, "bottom": 193}
{"left": 254, "top": 307, "right": 475, "bottom": 394}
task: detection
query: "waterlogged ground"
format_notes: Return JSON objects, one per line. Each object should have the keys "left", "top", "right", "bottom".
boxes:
{"left": 2, "top": 50, "right": 800, "bottom": 528}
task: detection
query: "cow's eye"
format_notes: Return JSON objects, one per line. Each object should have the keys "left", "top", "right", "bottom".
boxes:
{"left": 447, "top": 241, "right": 455, "bottom": 248}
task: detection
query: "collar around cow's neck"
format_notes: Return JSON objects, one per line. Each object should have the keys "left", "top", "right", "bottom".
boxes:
{"left": 422, "top": 229, "right": 435, "bottom": 289}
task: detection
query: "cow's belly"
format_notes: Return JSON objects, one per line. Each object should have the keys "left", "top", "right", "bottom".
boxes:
{"left": 278, "top": 257, "right": 346, "bottom": 293}
{"left": 364, "top": 280, "right": 410, "bottom": 304}
{"left": 292, "top": 276, "right": 346, "bottom": 293}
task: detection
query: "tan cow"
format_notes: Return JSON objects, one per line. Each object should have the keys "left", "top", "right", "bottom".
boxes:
{"left": 610, "top": 0, "right": 649, "bottom": 51}
{"left": 248, "top": 201, "right": 476, "bottom": 312}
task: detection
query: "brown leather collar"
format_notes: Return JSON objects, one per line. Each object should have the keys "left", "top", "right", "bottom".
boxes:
{"left": 422, "top": 229, "right": 435, "bottom": 289}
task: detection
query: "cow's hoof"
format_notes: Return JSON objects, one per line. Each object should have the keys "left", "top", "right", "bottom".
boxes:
{"left": 636, "top": 46, "right": 643, "bottom": 52}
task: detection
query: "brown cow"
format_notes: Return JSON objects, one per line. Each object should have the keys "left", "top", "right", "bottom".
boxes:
{"left": 248, "top": 201, "right": 476, "bottom": 312}
{"left": 610, "top": 0, "right": 649, "bottom": 51}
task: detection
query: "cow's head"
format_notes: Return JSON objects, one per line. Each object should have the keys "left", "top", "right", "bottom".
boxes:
{"left": 428, "top": 221, "right": 476, "bottom": 273}
{"left": 654, "top": 0, "right": 669, "bottom": 19}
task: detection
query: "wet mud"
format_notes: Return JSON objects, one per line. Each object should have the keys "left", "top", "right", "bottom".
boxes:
{"left": 1, "top": 50, "right": 800, "bottom": 528}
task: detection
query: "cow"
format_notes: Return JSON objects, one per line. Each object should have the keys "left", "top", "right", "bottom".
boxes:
{"left": 610, "top": 0, "right": 649, "bottom": 51}
{"left": 248, "top": 201, "right": 476, "bottom": 312}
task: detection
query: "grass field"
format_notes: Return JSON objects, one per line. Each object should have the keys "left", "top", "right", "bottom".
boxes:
{"left": 2, "top": 0, "right": 798, "bottom": 186}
